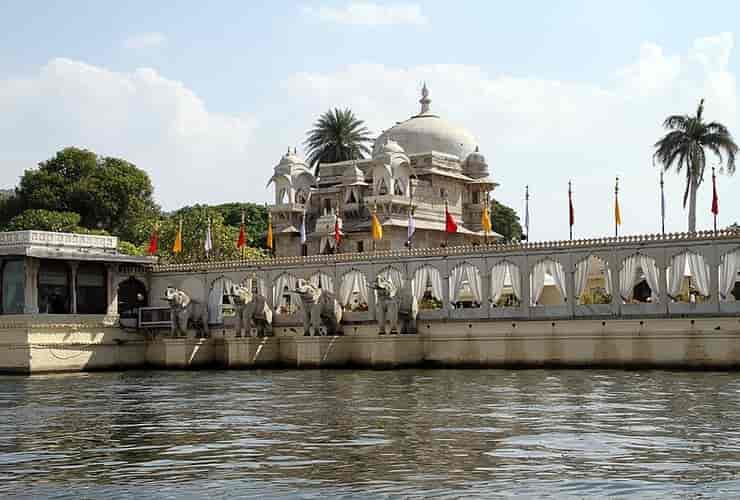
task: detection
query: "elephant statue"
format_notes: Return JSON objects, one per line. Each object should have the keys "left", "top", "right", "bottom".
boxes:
{"left": 163, "top": 286, "right": 209, "bottom": 338}
{"left": 370, "top": 275, "right": 418, "bottom": 335}
{"left": 293, "top": 279, "right": 343, "bottom": 336}
{"left": 230, "top": 282, "right": 273, "bottom": 337}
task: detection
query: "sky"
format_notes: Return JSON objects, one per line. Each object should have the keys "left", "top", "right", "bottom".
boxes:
{"left": 1, "top": 0, "right": 739, "bottom": 241}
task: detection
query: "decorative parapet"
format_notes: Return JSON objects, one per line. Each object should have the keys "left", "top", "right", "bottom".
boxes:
{"left": 151, "top": 229, "right": 740, "bottom": 274}
{"left": 0, "top": 230, "right": 118, "bottom": 250}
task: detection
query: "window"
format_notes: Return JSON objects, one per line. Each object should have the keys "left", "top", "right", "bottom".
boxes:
{"left": 357, "top": 241, "right": 364, "bottom": 253}
{"left": 1, "top": 259, "right": 25, "bottom": 314}
{"left": 323, "top": 198, "right": 332, "bottom": 213}
{"left": 301, "top": 244, "right": 308, "bottom": 257}
{"left": 77, "top": 263, "right": 107, "bottom": 314}
{"left": 38, "top": 261, "right": 70, "bottom": 314}
{"left": 118, "top": 277, "right": 147, "bottom": 320}
{"left": 472, "top": 191, "right": 480, "bottom": 204}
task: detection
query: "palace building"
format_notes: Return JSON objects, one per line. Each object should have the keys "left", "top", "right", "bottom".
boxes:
{"left": 267, "top": 85, "right": 500, "bottom": 257}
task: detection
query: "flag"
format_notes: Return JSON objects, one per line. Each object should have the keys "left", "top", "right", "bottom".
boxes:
{"left": 568, "top": 182, "right": 575, "bottom": 227}
{"left": 615, "top": 182, "right": 622, "bottom": 227}
{"left": 147, "top": 224, "right": 158, "bottom": 255}
{"left": 300, "top": 212, "right": 307, "bottom": 245}
{"left": 445, "top": 202, "right": 458, "bottom": 233}
{"left": 266, "top": 214, "right": 273, "bottom": 250}
{"left": 481, "top": 204, "right": 492, "bottom": 233}
{"left": 407, "top": 209, "right": 416, "bottom": 242}
{"left": 172, "top": 218, "right": 183, "bottom": 254}
{"left": 204, "top": 218, "right": 213, "bottom": 257}
{"left": 334, "top": 215, "right": 342, "bottom": 245}
{"left": 712, "top": 169, "right": 719, "bottom": 216}
{"left": 237, "top": 212, "right": 246, "bottom": 249}
{"left": 371, "top": 208, "right": 383, "bottom": 241}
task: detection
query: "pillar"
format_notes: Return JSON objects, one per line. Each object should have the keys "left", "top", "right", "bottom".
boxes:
{"left": 106, "top": 264, "right": 119, "bottom": 316}
{"left": 68, "top": 261, "right": 79, "bottom": 314}
{"left": 23, "top": 257, "right": 38, "bottom": 314}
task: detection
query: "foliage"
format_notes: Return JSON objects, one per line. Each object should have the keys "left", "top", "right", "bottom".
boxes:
{"left": 210, "top": 202, "right": 268, "bottom": 249}
{"left": 152, "top": 205, "right": 269, "bottom": 263}
{"left": 0, "top": 193, "right": 22, "bottom": 230}
{"left": 16, "top": 147, "right": 160, "bottom": 243}
{"left": 653, "top": 99, "right": 738, "bottom": 232}
{"left": 6, "top": 209, "right": 81, "bottom": 232}
{"left": 117, "top": 241, "right": 144, "bottom": 256}
{"left": 304, "top": 108, "right": 373, "bottom": 174}
{"left": 491, "top": 198, "right": 523, "bottom": 242}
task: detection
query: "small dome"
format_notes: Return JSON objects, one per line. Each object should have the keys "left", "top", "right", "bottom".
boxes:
{"left": 372, "top": 86, "right": 478, "bottom": 159}
{"left": 464, "top": 146, "right": 489, "bottom": 179}
{"left": 275, "top": 147, "right": 310, "bottom": 175}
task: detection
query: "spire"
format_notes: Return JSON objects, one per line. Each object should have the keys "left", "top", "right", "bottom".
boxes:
{"left": 419, "top": 82, "right": 431, "bottom": 114}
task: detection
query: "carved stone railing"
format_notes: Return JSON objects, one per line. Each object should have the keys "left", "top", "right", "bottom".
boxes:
{"left": 0, "top": 230, "right": 118, "bottom": 250}
{"left": 151, "top": 229, "right": 740, "bottom": 274}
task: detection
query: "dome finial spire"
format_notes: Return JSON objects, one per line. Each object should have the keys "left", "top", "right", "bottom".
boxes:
{"left": 419, "top": 82, "right": 431, "bottom": 114}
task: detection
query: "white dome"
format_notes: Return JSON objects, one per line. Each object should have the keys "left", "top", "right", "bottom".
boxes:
{"left": 372, "top": 85, "right": 478, "bottom": 159}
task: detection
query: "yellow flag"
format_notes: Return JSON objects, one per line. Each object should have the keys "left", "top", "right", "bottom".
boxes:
{"left": 481, "top": 205, "right": 492, "bottom": 233}
{"left": 371, "top": 211, "right": 383, "bottom": 241}
{"left": 615, "top": 196, "right": 622, "bottom": 226}
{"left": 172, "top": 219, "right": 183, "bottom": 254}
{"left": 266, "top": 216, "right": 273, "bottom": 249}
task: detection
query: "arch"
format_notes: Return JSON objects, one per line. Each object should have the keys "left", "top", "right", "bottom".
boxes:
{"left": 309, "top": 272, "right": 334, "bottom": 293}
{"left": 208, "top": 275, "right": 235, "bottom": 324}
{"left": 377, "top": 266, "right": 405, "bottom": 289}
{"left": 530, "top": 258, "right": 566, "bottom": 306}
{"left": 574, "top": 255, "right": 612, "bottom": 305}
{"left": 619, "top": 253, "right": 660, "bottom": 303}
{"left": 720, "top": 248, "right": 740, "bottom": 301}
{"left": 449, "top": 262, "right": 482, "bottom": 308}
{"left": 117, "top": 277, "right": 147, "bottom": 320}
{"left": 667, "top": 250, "right": 710, "bottom": 301}
{"left": 412, "top": 265, "right": 443, "bottom": 309}
{"left": 338, "top": 269, "right": 369, "bottom": 311}
{"left": 240, "top": 274, "right": 267, "bottom": 298}
{"left": 490, "top": 260, "right": 521, "bottom": 306}
{"left": 273, "top": 272, "right": 299, "bottom": 315}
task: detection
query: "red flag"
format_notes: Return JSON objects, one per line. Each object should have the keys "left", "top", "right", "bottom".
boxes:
{"left": 147, "top": 226, "right": 158, "bottom": 255}
{"left": 568, "top": 183, "right": 575, "bottom": 227}
{"left": 237, "top": 224, "right": 246, "bottom": 248}
{"left": 334, "top": 216, "right": 342, "bottom": 244}
{"left": 712, "top": 170, "right": 719, "bottom": 216}
{"left": 445, "top": 204, "right": 458, "bottom": 233}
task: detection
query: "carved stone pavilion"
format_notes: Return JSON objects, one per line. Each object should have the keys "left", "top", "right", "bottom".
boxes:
{"left": 267, "top": 85, "right": 500, "bottom": 257}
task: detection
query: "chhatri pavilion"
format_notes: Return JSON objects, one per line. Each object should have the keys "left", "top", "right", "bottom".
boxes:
{"left": 267, "top": 85, "right": 500, "bottom": 257}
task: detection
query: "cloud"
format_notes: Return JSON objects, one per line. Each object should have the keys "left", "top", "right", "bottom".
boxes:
{"left": 122, "top": 32, "right": 166, "bottom": 50}
{"left": 0, "top": 58, "right": 257, "bottom": 209}
{"left": 302, "top": 2, "right": 427, "bottom": 26}
{"left": 284, "top": 33, "right": 738, "bottom": 239}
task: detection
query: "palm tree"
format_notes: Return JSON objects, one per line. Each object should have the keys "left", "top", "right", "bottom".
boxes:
{"left": 304, "top": 108, "right": 373, "bottom": 175}
{"left": 654, "top": 99, "right": 737, "bottom": 232}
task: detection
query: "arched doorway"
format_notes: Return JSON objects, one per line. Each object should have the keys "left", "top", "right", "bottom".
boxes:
{"left": 118, "top": 277, "right": 147, "bottom": 327}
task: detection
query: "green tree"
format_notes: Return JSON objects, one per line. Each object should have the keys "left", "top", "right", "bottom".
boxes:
{"left": 154, "top": 206, "right": 268, "bottom": 263}
{"left": 211, "top": 202, "right": 268, "bottom": 248}
{"left": 491, "top": 199, "right": 523, "bottom": 243}
{"left": 6, "top": 209, "right": 82, "bottom": 232}
{"left": 304, "top": 108, "right": 373, "bottom": 174}
{"left": 654, "top": 99, "right": 737, "bottom": 232}
{"left": 16, "top": 147, "right": 160, "bottom": 243}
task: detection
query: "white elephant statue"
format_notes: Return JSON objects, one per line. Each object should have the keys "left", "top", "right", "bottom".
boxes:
{"left": 163, "top": 286, "right": 209, "bottom": 338}
{"left": 230, "top": 282, "right": 273, "bottom": 337}
{"left": 293, "top": 279, "right": 343, "bottom": 336}
{"left": 370, "top": 275, "right": 417, "bottom": 335}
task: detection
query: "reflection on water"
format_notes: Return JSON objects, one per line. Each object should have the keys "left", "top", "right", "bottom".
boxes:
{"left": 1, "top": 369, "right": 740, "bottom": 498}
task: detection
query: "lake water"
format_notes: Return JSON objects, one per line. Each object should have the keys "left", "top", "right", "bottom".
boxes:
{"left": 1, "top": 369, "right": 740, "bottom": 498}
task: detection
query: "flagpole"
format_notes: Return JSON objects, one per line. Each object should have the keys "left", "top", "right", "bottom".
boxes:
{"left": 484, "top": 191, "right": 489, "bottom": 245}
{"left": 444, "top": 198, "right": 449, "bottom": 248}
{"left": 712, "top": 166, "right": 718, "bottom": 233}
{"left": 372, "top": 203, "right": 377, "bottom": 252}
{"left": 525, "top": 185, "right": 530, "bottom": 241}
{"left": 615, "top": 176, "right": 619, "bottom": 238}
{"left": 660, "top": 171, "right": 666, "bottom": 235}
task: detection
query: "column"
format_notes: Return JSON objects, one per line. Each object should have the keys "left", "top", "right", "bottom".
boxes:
{"left": 106, "top": 264, "right": 119, "bottom": 316}
{"left": 23, "top": 257, "right": 39, "bottom": 314}
{"left": 607, "top": 253, "right": 620, "bottom": 316}
{"left": 707, "top": 246, "right": 720, "bottom": 313}
{"left": 565, "top": 255, "right": 576, "bottom": 318}
{"left": 68, "top": 261, "right": 79, "bottom": 314}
